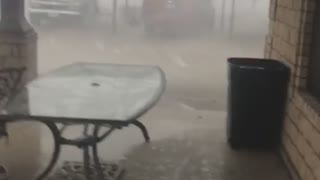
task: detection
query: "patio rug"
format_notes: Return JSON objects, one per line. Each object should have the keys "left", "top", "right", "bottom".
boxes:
{"left": 48, "top": 161, "right": 124, "bottom": 180}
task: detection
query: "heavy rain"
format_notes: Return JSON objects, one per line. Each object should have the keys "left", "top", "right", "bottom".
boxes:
{"left": 0, "top": 0, "right": 291, "bottom": 180}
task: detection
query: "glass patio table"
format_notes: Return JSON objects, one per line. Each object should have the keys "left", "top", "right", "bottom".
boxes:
{"left": 0, "top": 63, "right": 166, "bottom": 180}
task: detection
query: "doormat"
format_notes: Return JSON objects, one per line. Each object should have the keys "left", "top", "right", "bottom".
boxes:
{"left": 48, "top": 161, "right": 124, "bottom": 180}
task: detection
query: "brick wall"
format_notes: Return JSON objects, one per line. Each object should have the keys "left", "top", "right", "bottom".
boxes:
{"left": 0, "top": 30, "right": 40, "bottom": 180}
{"left": 265, "top": 0, "right": 320, "bottom": 180}
{"left": 0, "top": 31, "right": 38, "bottom": 81}
{"left": 0, "top": 1, "right": 40, "bottom": 179}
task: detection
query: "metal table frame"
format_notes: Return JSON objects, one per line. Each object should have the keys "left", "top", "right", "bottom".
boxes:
{"left": 0, "top": 67, "right": 152, "bottom": 180}
{"left": 1, "top": 118, "right": 149, "bottom": 180}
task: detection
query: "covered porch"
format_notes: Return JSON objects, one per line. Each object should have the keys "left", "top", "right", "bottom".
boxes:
{"left": 0, "top": 0, "right": 299, "bottom": 180}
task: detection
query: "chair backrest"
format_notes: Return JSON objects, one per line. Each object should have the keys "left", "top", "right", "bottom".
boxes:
{"left": 0, "top": 67, "right": 25, "bottom": 108}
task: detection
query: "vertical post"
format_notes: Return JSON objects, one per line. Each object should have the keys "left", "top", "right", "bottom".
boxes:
{"left": 112, "top": 0, "right": 118, "bottom": 34}
{"left": 0, "top": 0, "right": 32, "bottom": 32}
{"left": 0, "top": 0, "right": 40, "bottom": 179}
{"left": 125, "top": 0, "right": 129, "bottom": 10}
{"left": 220, "top": 0, "right": 227, "bottom": 31}
{"left": 0, "top": 1, "right": 39, "bottom": 178}
{"left": 125, "top": 0, "right": 129, "bottom": 24}
{"left": 229, "top": 0, "right": 236, "bottom": 38}
{"left": 0, "top": 0, "right": 37, "bottom": 79}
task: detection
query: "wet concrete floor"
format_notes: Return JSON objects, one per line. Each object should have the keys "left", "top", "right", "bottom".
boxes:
{"left": 0, "top": 25, "right": 291, "bottom": 180}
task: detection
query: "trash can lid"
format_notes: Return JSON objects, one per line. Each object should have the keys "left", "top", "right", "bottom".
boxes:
{"left": 228, "top": 58, "right": 289, "bottom": 71}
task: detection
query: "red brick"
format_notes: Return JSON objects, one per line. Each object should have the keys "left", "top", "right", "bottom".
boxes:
{"left": 267, "top": 1, "right": 320, "bottom": 178}
{"left": 304, "top": 0, "right": 316, "bottom": 12}
{"left": 284, "top": 134, "right": 307, "bottom": 178}
{"left": 296, "top": 135, "right": 320, "bottom": 171}
{"left": 294, "top": 77, "right": 307, "bottom": 88}
{"left": 271, "top": 50, "right": 282, "bottom": 60}
{"left": 278, "top": 0, "right": 293, "bottom": 8}
{"left": 301, "top": 167, "right": 317, "bottom": 180}
{"left": 289, "top": 29, "right": 299, "bottom": 45}
{"left": 287, "top": 102, "right": 302, "bottom": 124}
{"left": 299, "top": 118, "right": 320, "bottom": 155}
{"left": 302, "top": 12, "right": 315, "bottom": 24}
{"left": 293, "top": 0, "right": 303, "bottom": 10}
{"left": 296, "top": 56, "right": 310, "bottom": 67}
{"left": 298, "top": 93, "right": 320, "bottom": 131}
{"left": 296, "top": 67, "right": 309, "bottom": 78}
{"left": 314, "top": 167, "right": 320, "bottom": 180}
{"left": 285, "top": 117, "right": 300, "bottom": 140}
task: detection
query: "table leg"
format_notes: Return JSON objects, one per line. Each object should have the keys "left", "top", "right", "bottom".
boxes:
{"left": 83, "top": 124, "right": 90, "bottom": 136}
{"left": 36, "top": 122, "right": 61, "bottom": 180}
{"left": 131, "top": 121, "right": 150, "bottom": 142}
{"left": 82, "top": 124, "right": 93, "bottom": 180}
{"left": 83, "top": 146, "right": 93, "bottom": 180}
{"left": 92, "top": 126, "right": 104, "bottom": 180}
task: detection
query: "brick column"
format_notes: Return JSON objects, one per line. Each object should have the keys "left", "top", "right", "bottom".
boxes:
{"left": 0, "top": 0, "right": 37, "bottom": 81}
{"left": 0, "top": 1, "right": 40, "bottom": 179}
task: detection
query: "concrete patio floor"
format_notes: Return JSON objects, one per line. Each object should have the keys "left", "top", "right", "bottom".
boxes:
{"left": 1, "top": 96, "right": 291, "bottom": 180}
{"left": 122, "top": 103, "right": 291, "bottom": 180}
{"left": 0, "top": 24, "right": 291, "bottom": 180}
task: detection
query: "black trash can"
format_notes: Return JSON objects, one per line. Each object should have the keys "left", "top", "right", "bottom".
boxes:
{"left": 227, "top": 58, "right": 290, "bottom": 149}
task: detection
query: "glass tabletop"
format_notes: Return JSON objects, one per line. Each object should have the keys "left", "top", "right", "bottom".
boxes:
{"left": 3, "top": 63, "right": 166, "bottom": 122}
